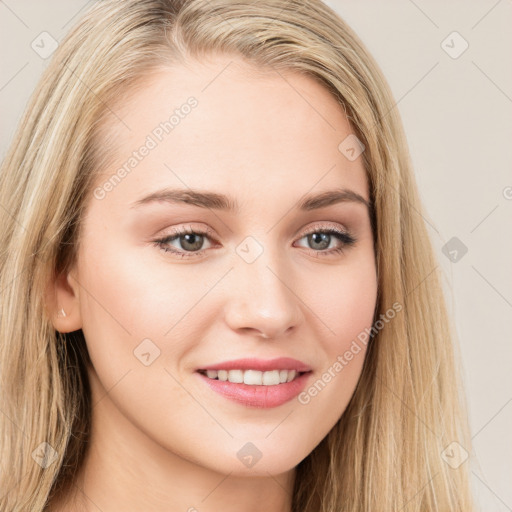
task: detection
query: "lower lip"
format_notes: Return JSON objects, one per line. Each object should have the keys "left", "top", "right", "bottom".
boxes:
{"left": 196, "top": 371, "right": 311, "bottom": 408}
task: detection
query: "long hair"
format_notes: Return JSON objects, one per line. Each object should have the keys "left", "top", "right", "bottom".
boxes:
{"left": 0, "top": 1, "right": 474, "bottom": 510}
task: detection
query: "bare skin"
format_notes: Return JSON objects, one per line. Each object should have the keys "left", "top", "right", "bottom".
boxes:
{"left": 47, "top": 54, "right": 377, "bottom": 512}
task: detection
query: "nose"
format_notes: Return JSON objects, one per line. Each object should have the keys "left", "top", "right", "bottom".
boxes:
{"left": 223, "top": 248, "right": 304, "bottom": 339}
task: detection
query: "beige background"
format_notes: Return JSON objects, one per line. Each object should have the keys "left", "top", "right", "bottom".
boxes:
{"left": 1, "top": 1, "right": 511, "bottom": 510}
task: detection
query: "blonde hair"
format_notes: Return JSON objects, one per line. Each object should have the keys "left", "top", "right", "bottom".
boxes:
{"left": 0, "top": 1, "right": 474, "bottom": 510}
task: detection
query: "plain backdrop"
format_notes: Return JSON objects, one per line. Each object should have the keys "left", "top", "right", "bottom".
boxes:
{"left": 1, "top": 1, "right": 511, "bottom": 510}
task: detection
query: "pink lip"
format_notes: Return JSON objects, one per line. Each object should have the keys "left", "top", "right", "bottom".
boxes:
{"left": 198, "top": 357, "right": 312, "bottom": 372}
{"left": 196, "top": 371, "right": 312, "bottom": 408}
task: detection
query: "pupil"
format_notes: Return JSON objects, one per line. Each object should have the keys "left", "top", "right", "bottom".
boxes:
{"left": 181, "top": 234, "right": 203, "bottom": 251}
{"left": 309, "top": 232, "right": 330, "bottom": 250}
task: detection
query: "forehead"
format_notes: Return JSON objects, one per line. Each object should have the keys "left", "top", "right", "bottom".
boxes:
{"left": 91, "top": 55, "right": 369, "bottom": 212}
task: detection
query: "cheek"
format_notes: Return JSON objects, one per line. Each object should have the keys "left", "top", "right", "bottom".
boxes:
{"left": 77, "top": 239, "right": 210, "bottom": 432}
{"left": 77, "top": 236, "right": 218, "bottom": 371}
{"left": 308, "top": 251, "right": 378, "bottom": 351}
{"left": 293, "top": 252, "right": 377, "bottom": 431}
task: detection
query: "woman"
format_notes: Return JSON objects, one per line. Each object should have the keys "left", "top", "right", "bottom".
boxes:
{"left": 0, "top": 0, "right": 474, "bottom": 510}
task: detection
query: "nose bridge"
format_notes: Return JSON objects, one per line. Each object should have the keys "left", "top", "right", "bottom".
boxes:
{"left": 224, "top": 237, "right": 303, "bottom": 337}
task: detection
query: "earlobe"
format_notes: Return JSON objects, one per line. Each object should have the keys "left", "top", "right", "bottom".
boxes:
{"left": 46, "top": 269, "right": 82, "bottom": 333}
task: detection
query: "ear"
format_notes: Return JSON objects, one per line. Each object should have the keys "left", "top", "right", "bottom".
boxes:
{"left": 45, "top": 268, "right": 83, "bottom": 333}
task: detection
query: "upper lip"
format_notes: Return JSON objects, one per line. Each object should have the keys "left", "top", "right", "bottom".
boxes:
{"left": 198, "top": 357, "right": 312, "bottom": 373}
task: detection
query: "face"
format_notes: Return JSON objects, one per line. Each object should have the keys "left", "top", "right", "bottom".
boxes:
{"left": 55, "top": 54, "right": 377, "bottom": 477}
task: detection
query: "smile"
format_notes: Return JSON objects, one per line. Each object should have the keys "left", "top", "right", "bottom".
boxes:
{"left": 197, "top": 368, "right": 305, "bottom": 385}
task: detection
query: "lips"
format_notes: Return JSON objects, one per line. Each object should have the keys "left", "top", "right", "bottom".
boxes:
{"left": 197, "top": 357, "right": 312, "bottom": 372}
{"left": 195, "top": 357, "right": 313, "bottom": 408}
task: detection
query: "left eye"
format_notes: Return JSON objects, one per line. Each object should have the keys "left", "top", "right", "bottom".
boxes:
{"left": 295, "top": 230, "right": 354, "bottom": 252}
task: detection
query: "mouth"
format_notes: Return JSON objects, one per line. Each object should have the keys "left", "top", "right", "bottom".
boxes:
{"left": 196, "top": 368, "right": 309, "bottom": 385}
{"left": 195, "top": 357, "right": 313, "bottom": 408}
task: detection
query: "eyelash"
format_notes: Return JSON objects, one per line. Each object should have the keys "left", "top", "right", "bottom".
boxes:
{"left": 153, "top": 224, "right": 357, "bottom": 260}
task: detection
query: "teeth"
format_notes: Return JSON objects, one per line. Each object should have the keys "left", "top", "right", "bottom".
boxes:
{"left": 228, "top": 369, "right": 244, "bottom": 383}
{"left": 262, "top": 370, "right": 280, "bottom": 385}
{"left": 202, "top": 369, "right": 301, "bottom": 385}
{"left": 286, "top": 370, "right": 297, "bottom": 382}
{"left": 243, "top": 369, "right": 262, "bottom": 385}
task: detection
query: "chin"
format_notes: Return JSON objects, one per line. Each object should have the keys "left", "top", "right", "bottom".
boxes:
{"left": 201, "top": 441, "right": 310, "bottom": 477}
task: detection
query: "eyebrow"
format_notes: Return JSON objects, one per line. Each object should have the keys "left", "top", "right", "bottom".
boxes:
{"left": 130, "top": 187, "right": 371, "bottom": 214}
